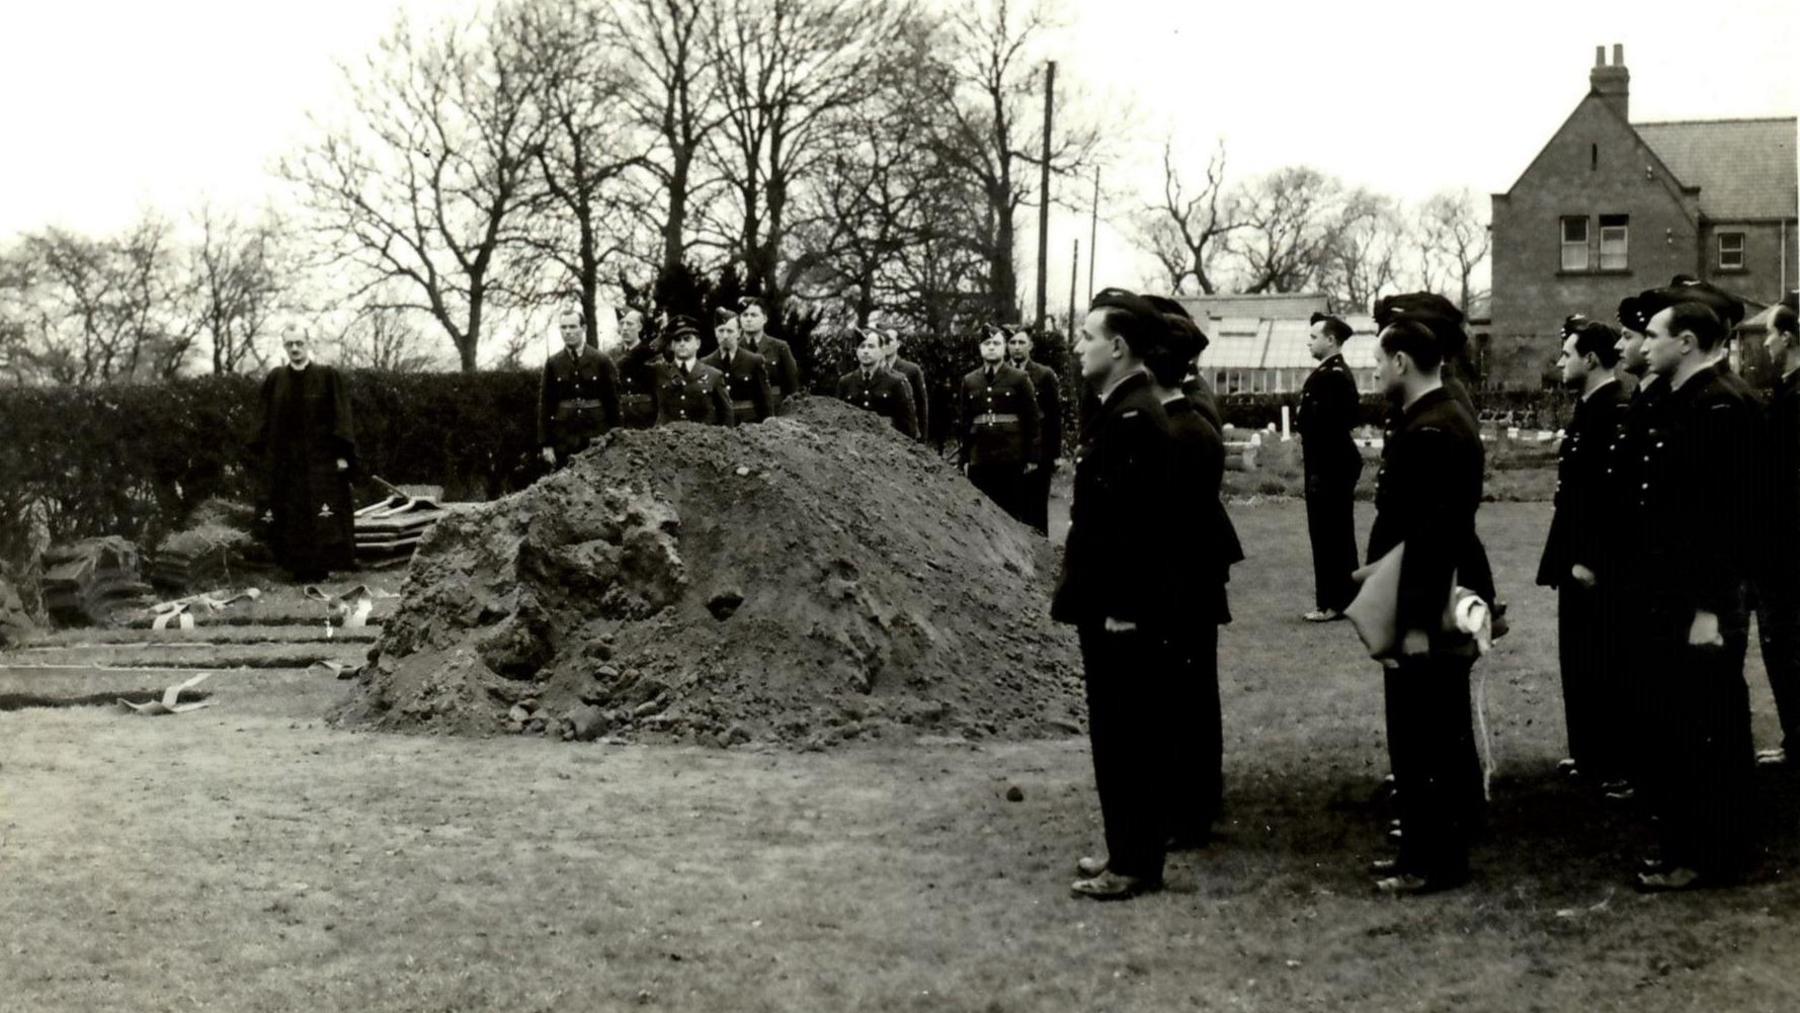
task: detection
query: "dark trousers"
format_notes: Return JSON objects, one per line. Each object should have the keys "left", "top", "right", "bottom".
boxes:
{"left": 969, "top": 462, "right": 1026, "bottom": 525}
{"left": 1018, "top": 463, "right": 1054, "bottom": 534}
{"left": 1078, "top": 624, "right": 1172, "bottom": 881}
{"left": 1557, "top": 582, "right": 1629, "bottom": 780}
{"left": 1750, "top": 570, "right": 1800, "bottom": 752}
{"left": 1384, "top": 654, "right": 1484, "bottom": 880}
{"left": 1303, "top": 464, "right": 1360, "bottom": 611}
{"left": 1642, "top": 603, "right": 1755, "bottom": 880}
{"left": 1166, "top": 624, "right": 1223, "bottom": 838}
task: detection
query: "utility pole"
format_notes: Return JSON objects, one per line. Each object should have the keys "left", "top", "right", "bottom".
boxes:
{"left": 1068, "top": 239, "right": 1079, "bottom": 341}
{"left": 1035, "top": 61, "right": 1055, "bottom": 331}
{"left": 1087, "top": 165, "right": 1099, "bottom": 306}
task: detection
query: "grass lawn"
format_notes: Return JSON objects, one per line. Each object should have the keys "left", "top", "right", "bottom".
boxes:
{"left": 3, "top": 500, "right": 1798, "bottom": 1012}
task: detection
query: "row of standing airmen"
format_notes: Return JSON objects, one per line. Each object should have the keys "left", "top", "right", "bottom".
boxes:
{"left": 537, "top": 297, "right": 1067, "bottom": 533}
{"left": 1295, "top": 277, "right": 1800, "bottom": 895}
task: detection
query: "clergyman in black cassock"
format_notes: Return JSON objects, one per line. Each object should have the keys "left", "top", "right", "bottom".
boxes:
{"left": 251, "top": 331, "right": 359, "bottom": 582}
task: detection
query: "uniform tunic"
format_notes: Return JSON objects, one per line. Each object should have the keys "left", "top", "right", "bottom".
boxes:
{"left": 1163, "top": 394, "right": 1239, "bottom": 838}
{"left": 1052, "top": 369, "right": 1181, "bottom": 882}
{"left": 1536, "top": 380, "right": 1629, "bottom": 778}
{"left": 1760, "top": 370, "right": 1800, "bottom": 752}
{"left": 749, "top": 333, "right": 801, "bottom": 404}
{"left": 537, "top": 345, "right": 622, "bottom": 462}
{"left": 251, "top": 363, "right": 358, "bottom": 580}
{"left": 1366, "top": 385, "right": 1486, "bottom": 883}
{"left": 701, "top": 346, "right": 775, "bottom": 424}
{"left": 888, "top": 357, "right": 930, "bottom": 440}
{"left": 1298, "top": 352, "right": 1363, "bottom": 612}
{"left": 612, "top": 339, "right": 661, "bottom": 430}
{"left": 836, "top": 367, "right": 918, "bottom": 439}
{"left": 957, "top": 363, "right": 1041, "bottom": 524}
{"left": 652, "top": 360, "right": 736, "bottom": 426}
{"left": 1015, "top": 358, "right": 1063, "bottom": 534}
{"left": 1636, "top": 364, "right": 1758, "bottom": 881}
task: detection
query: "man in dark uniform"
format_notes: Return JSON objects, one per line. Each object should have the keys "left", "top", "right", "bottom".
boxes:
{"left": 701, "top": 308, "right": 775, "bottom": 424}
{"left": 958, "top": 325, "right": 1042, "bottom": 523}
{"left": 837, "top": 327, "right": 918, "bottom": 438}
{"left": 1373, "top": 293, "right": 1502, "bottom": 634}
{"left": 878, "top": 326, "right": 930, "bottom": 441}
{"left": 738, "top": 297, "right": 801, "bottom": 406}
{"left": 1536, "top": 316, "right": 1630, "bottom": 786}
{"left": 1630, "top": 297, "right": 1760, "bottom": 891}
{"left": 538, "top": 308, "right": 623, "bottom": 468}
{"left": 626, "top": 316, "right": 735, "bottom": 426}
{"left": 1143, "top": 307, "right": 1238, "bottom": 848}
{"left": 1055, "top": 288, "right": 1182, "bottom": 900}
{"left": 612, "top": 307, "right": 660, "bottom": 430}
{"left": 1299, "top": 311, "right": 1363, "bottom": 623}
{"left": 1362, "top": 316, "right": 1487, "bottom": 896}
{"left": 1757, "top": 295, "right": 1800, "bottom": 766}
{"left": 1007, "top": 326, "right": 1063, "bottom": 534}
{"left": 250, "top": 328, "right": 359, "bottom": 583}
{"left": 1606, "top": 294, "right": 1667, "bottom": 799}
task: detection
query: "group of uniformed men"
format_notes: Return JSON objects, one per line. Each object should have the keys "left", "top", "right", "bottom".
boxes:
{"left": 1533, "top": 279, "right": 1798, "bottom": 893}
{"left": 538, "top": 298, "right": 1066, "bottom": 533}
{"left": 1286, "top": 276, "right": 1800, "bottom": 898}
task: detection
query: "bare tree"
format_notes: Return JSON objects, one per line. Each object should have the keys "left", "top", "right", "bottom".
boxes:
{"left": 509, "top": 0, "right": 648, "bottom": 341}
{"left": 1132, "top": 138, "right": 1241, "bottom": 295}
{"left": 1317, "top": 190, "right": 1408, "bottom": 314}
{"left": 1417, "top": 187, "right": 1492, "bottom": 313}
{"left": 929, "top": 0, "right": 1097, "bottom": 323}
{"left": 16, "top": 216, "right": 193, "bottom": 385}
{"left": 701, "top": 0, "right": 894, "bottom": 310}
{"left": 285, "top": 9, "right": 546, "bottom": 371}
{"left": 191, "top": 206, "right": 286, "bottom": 375}
{"left": 1225, "top": 166, "right": 1367, "bottom": 296}
{"left": 331, "top": 304, "right": 440, "bottom": 373}
{"left": 610, "top": 0, "right": 730, "bottom": 276}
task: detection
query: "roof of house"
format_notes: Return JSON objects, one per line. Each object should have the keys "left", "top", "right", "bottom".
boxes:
{"left": 1632, "top": 117, "right": 1798, "bottom": 221}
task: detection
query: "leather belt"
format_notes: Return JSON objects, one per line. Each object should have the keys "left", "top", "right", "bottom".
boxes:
{"left": 731, "top": 400, "right": 755, "bottom": 411}
{"left": 974, "top": 413, "right": 1020, "bottom": 425}
{"left": 620, "top": 394, "right": 653, "bottom": 405}
{"left": 562, "top": 399, "right": 603, "bottom": 410}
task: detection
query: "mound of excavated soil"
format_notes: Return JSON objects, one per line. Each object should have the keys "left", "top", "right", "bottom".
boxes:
{"left": 334, "top": 397, "right": 1083, "bottom": 748}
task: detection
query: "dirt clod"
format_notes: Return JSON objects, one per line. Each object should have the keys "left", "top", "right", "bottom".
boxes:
{"left": 334, "top": 398, "right": 1082, "bottom": 747}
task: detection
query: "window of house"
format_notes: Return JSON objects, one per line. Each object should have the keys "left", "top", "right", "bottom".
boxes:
{"left": 1718, "top": 232, "right": 1745, "bottom": 271}
{"left": 1599, "top": 214, "right": 1629, "bottom": 270}
{"left": 1560, "top": 216, "right": 1589, "bottom": 271}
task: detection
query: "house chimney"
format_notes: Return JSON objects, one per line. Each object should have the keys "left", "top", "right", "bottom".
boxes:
{"left": 1590, "top": 42, "right": 1629, "bottom": 121}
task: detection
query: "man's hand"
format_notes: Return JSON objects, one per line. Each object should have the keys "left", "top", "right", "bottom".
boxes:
{"left": 1570, "top": 564, "right": 1597, "bottom": 589}
{"left": 1399, "top": 629, "right": 1431, "bottom": 657}
{"left": 1688, "top": 610, "right": 1725, "bottom": 649}
{"left": 335, "top": 458, "right": 349, "bottom": 472}
{"left": 1103, "top": 617, "right": 1137, "bottom": 634}
{"left": 540, "top": 447, "right": 556, "bottom": 466}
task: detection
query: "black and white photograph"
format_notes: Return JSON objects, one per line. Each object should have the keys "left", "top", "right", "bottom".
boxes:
{"left": 1, "top": 0, "right": 1797, "bottom": 1009}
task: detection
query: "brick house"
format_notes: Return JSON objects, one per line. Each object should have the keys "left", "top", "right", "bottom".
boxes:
{"left": 1488, "top": 44, "right": 1797, "bottom": 388}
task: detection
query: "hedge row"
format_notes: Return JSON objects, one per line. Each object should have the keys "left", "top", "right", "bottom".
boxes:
{"left": 0, "top": 370, "right": 541, "bottom": 563}
{"left": 0, "top": 369, "right": 1580, "bottom": 564}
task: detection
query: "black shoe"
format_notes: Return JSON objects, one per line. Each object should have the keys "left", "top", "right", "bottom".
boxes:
{"left": 1075, "top": 855, "right": 1107, "bottom": 878}
{"left": 1634, "top": 867, "right": 1707, "bottom": 893}
{"left": 1071, "top": 870, "right": 1162, "bottom": 900}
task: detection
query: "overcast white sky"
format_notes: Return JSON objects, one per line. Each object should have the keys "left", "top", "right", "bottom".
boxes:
{"left": 2, "top": 0, "right": 1794, "bottom": 308}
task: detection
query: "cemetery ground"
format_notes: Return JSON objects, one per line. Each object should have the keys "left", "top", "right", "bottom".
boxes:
{"left": 4, "top": 499, "right": 1799, "bottom": 1012}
